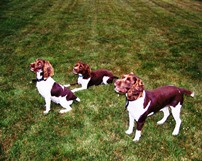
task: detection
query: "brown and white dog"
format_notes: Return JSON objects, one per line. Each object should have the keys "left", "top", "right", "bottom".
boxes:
{"left": 114, "top": 74, "right": 194, "bottom": 141}
{"left": 30, "top": 59, "right": 80, "bottom": 114}
{"left": 71, "top": 61, "right": 118, "bottom": 92}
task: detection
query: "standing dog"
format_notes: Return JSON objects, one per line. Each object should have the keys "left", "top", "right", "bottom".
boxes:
{"left": 114, "top": 74, "right": 194, "bottom": 141}
{"left": 30, "top": 59, "right": 80, "bottom": 114}
{"left": 71, "top": 61, "right": 118, "bottom": 92}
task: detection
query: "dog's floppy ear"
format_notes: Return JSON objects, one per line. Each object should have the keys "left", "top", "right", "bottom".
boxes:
{"left": 83, "top": 63, "right": 91, "bottom": 75}
{"left": 43, "top": 60, "right": 54, "bottom": 79}
{"left": 127, "top": 78, "right": 144, "bottom": 101}
{"left": 135, "top": 78, "right": 144, "bottom": 88}
{"left": 130, "top": 73, "right": 140, "bottom": 85}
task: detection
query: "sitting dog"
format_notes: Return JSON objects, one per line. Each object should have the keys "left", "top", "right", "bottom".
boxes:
{"left": 114, "top": 73, "right": 194, "bottom": 141}
{"left": 71, "top": 61, "right": 118, "bottom": 92}
{"left": 30, "top": 59, "right": 80, "bottom": 114}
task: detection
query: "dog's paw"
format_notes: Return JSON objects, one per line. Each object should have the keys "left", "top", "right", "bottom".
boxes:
{"left": 59, "top": 108, "right": 72, "bottom": 113}
{"left": 133, "top": 138, "right": 140, "bottom": 142}
{"left": 133, "top": 130, "right": 141, "bottom": 142}
{"left": 76, "top": 97, "right": 81, "bottom": 102}
{"left": 64, "top": 84, "right": 70, "bottom": 87}
{"left": 157, "top": 120, "right": 165, "bottom": 125}
{"left": 125, "top": 129, "right": 133, "bottom": 135}
{"left": 43, "top": 110, "right": 50, "bottom": 114}
{"left": 71, "top": 88, "right": 77, "bottom": 93}
{"left": 72, "top": 88, "right": 85, "bottom": 93}
{"left": 172, "top": 130, "right": 179, "bottom": 136}
{"left": 147, "top": 112, "right": 154, "bottom": 117}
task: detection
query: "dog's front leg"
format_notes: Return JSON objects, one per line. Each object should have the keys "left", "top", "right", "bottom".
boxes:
{"left": 72, "top": 78, "right": 89, "bottom": 92}
{"left": 71, "top": 87, "right": 86, "bottom": 92}
{"left": 125, "top": 113, "right": 134, "bottom": 135}
{"left": 133, "top": 130, "right": 142, "bottom": 142}
{"left": 133, "top": 122, "right": 144, "bottom": 142}
{"left": 44, "top": 97, "right": 51, "bottom": 114}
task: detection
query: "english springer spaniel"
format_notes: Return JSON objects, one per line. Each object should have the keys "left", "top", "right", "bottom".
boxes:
{"left": 30, "top": 59, "right": 80, "bottom": 114}
{"left": 71, "top": 61, "right": 118, "bottom": 92}
{"left": 114, "top": 73, "right": 194, "bottom": 141}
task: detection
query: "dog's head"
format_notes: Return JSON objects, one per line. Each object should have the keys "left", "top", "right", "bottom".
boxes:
{"left": 30, "top": 59, "right": 54, "bottom": 79}
{"left": 114, "top": 73, "right": 141, "bottom": 94}
{"left": 127, "top": 79, "right": 144, "bottom": 101}
{"left": 73, "top": 61, "right": 91, "bottom": 76}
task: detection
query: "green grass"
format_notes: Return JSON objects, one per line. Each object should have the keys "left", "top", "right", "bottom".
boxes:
{"left": 0, "top": 0, "right": 201, "bottom": 160}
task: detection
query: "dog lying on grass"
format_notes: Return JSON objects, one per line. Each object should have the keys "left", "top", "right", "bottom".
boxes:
{"left": 71, "top": 61, "right": 118, "bottom": 92}
{"left": 114, "top": 73, "right": 194, "bottom": 141}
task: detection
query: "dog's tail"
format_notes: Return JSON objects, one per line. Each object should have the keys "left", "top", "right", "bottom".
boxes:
{"left": 179, "top": 88, "right": 194, "bottom": 97}
{"left": 107, "top": 76, "right": 119, "bottom": 84}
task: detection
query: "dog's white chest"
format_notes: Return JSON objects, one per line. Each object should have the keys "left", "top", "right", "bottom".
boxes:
{"left": 36, "top": 78, "right": 54, "bottom": 98}
{"left": 78, "top": 75, "right": 90, "bottom": 86}
{"left": 127, "top": 92, "right": 150, "bottom": 121}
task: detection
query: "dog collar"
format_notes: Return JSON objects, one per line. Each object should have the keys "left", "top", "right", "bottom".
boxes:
{"left": 32, "top": 77, "right": 46, "bottom": 82}
{"left": 125, "top": 99, "right": 129, "bottom": 109}
{"left": 125, "top": 98, "right": 132, "bottom": 109}
{"left": 37, "top": 78, "right": 45, "bottom": 82}
{"left": 78, "top": 74, "right": 83, "bottom": 77}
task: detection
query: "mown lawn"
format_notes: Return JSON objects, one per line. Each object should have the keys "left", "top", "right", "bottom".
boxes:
{"left": 0, "top": 0, "right": 201, "bottom": 160}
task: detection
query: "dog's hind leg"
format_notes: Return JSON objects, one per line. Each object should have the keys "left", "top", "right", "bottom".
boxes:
{"left": 171, "top": 103, "right": 182, "bottom": 135}
{"left": 60, "top": 106, "right": 72, "bottom": 113}
{"left": 102, "top": 76, "right": 110, "bottom": 84}
{"left": 157, "top": 107, "right": 170, "bottom": 125}
{"left": 59, "top": 99, "right": 73, "bottom": 113}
